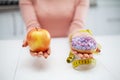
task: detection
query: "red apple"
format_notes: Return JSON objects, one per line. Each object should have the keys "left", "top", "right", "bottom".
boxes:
{"left": 27, "top": 28, "right": 51, "bottom": 52}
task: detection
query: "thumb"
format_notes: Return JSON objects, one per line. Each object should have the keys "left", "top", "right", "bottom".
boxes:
{"left": 22, "top": 40, "right": 28, "bottom": 47}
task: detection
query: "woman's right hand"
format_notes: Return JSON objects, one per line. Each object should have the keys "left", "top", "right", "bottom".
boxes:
{"left": 22, "top": 39, "right": 51, "bottom": 58}
{"left": 22, "top": 27, "right": 51, "bottom": 58}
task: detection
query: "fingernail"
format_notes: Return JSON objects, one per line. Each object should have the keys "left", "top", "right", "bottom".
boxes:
{"left": 22, "top": 44, "right": 24, "bottom": 47}
{"left": 82, "top": 57, "right": 86, "bottom": 59}
{"left": 33, "top": 53, "right": 37, "bottom": 56}
{"left": 44, "top": 55, "right": 48, "bottom": 59}
{"left": 89, "top": 54, "right": 93, "bottom": 58}
{"left": 37, "top": 54, "right": 42, "bottom": 57}
{"left": 84, "top": 54, "right": 89, "bottom": 58}
{"left": 45, "top": 56, "right": 47, "bottom": 59}
{"left": 44, "top": 53, "right": 48, "bottom": 59}
{"left": 78, "top": 53, "right": 83, "bottom": 58}
{"left": 39, "top": 51, "right": 43, "bottom": 55}
{"left": 47, "top": 50, "right": 50, "bottom": 55}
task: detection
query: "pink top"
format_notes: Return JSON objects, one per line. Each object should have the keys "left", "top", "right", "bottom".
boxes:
{"left": 19, "top": 0, "right": 89, "bottom": 37}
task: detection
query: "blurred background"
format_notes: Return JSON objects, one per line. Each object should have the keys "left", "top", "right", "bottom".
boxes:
{"left": 0, "top": 0, "right": 120, "bottom": 39}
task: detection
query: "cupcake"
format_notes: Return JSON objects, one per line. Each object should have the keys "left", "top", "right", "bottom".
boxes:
{"left": 71, "top": 36, "right": 97, "bottom": 54}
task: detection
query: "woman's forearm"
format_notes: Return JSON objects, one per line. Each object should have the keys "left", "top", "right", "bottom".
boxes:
{"left": 69, "top": 0, "right": 89, "bottom": 34}
{"left": 19, "top": 0, "right": 41, "bottom": 31}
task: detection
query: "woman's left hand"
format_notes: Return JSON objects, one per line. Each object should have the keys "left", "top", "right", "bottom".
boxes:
{"left": 69, "top": 30, "right": 100, "bottom": 59}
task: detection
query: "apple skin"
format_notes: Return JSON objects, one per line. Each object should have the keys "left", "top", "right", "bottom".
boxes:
{"left": 27, "top": 28, "right": 51, "bottom": 52}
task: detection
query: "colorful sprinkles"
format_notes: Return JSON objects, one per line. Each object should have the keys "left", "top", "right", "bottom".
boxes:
{"left": 71, "top": 36, "right": 97, "bottom": 50}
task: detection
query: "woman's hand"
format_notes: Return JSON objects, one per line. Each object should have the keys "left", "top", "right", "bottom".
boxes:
{"left": 69, "top": 29, "right": 100, "bottom": 59}
{"left": 22, "top": 27, "right": 51, "bottom": 58}
{"left": 22, "top": 39, "right": 50, "bottom": 58}
{"left": 71, "top": 49, "right": 93, "bottom": 59}
{"left": 30, "top": 47, "right": 50, "bottom": 58}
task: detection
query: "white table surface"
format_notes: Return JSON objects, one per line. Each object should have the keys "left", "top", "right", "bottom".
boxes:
{"left": 0, "top": 35, "right": 120, "bottom": 80}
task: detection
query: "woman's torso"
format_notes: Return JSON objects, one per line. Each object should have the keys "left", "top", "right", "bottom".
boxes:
{"left": 33, "top": 0, "right": 77, "bottom": 37}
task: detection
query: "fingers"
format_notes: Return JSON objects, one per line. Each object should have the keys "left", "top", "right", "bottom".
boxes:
{"left": 37, "top": 51, "right": 43, "bottom": 57}
{"left": 43, "top": 52, "right": 49, "bottom": 59}
{"left": 72, "top": 49, "right": 93, "bottom": 59}
{"left": 29, "top": 48, "right": 50, "bottom": 58}
{"left": 71, "top": 49, "right": 77, "bottom": 55}
{"left": 78, "top": 53, "right": 87, "bottom": 59}
{"left": 47, "top": 48, "right": 51, "bottom": 55}
{"left": 83, "top": 53, "right": 93, "bottom": 59}
{"left": 43, "top": 48, "right": 51, "bottom": 58}
{"left": 83, "top": 54, "right": 89, "bottom": 59}
{"left": 30, "top": 51, "right": 43, "bottom": 57}
{"left": 89, "top": 54, "right": 93, "bottom": 58}
{"left": 22, "top": 40, "right": 28, "bottom": 47}
{"left": 30, "top": 50, "right": 38, "bottom": 56}
{"left": 78, "top": 53, "right": 83, "bottom": 58}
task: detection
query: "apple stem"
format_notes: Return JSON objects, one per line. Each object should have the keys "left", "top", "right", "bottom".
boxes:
{"left": 35, "top": 27, "right": 38, "bottom": 31}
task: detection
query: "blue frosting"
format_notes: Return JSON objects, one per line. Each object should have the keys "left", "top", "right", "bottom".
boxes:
{"left": 71, "top": 36, "right": 97, "bottom": 50}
